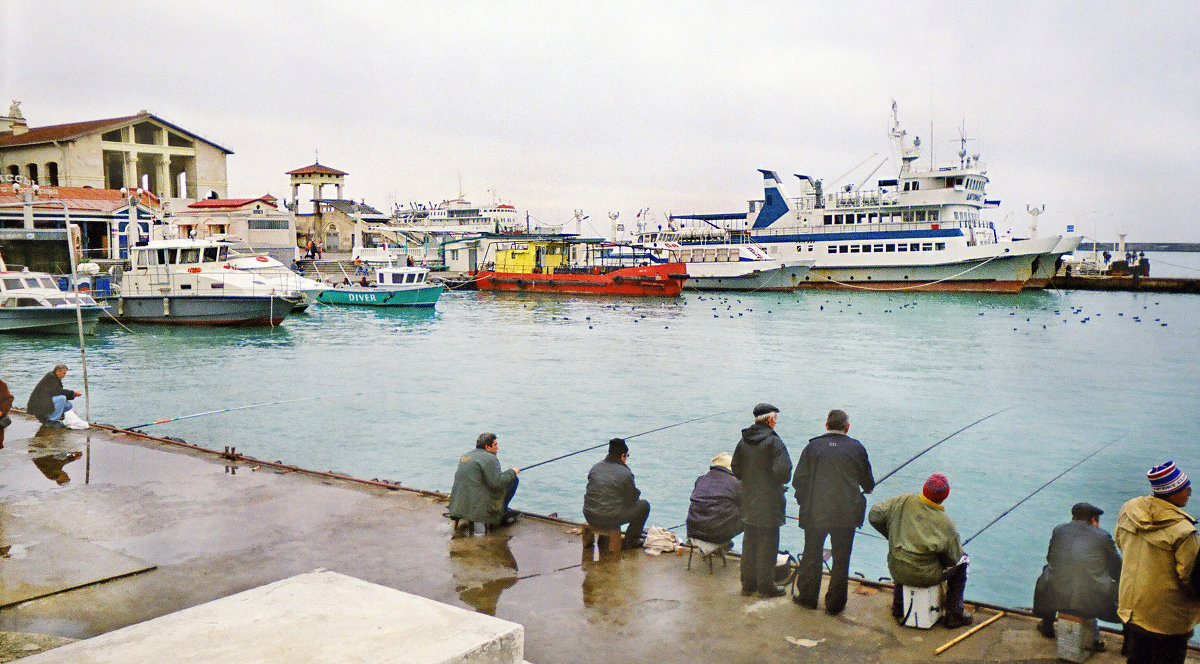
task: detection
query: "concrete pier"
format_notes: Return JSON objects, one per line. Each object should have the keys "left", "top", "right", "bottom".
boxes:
{"left": 0, "top": 413, "right": 1193, "bottom": 663}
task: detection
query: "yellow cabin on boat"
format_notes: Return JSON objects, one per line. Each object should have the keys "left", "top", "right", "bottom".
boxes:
{"left": 494, "top": 240, "right": 571, "bottom": 274}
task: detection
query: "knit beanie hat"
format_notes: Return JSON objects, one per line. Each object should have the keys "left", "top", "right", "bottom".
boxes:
{"left": 923, "top": 473, "right": 950, "bottom": 504}
{"left": 1148, "top": 461, "right": 1191, "bottom": 497}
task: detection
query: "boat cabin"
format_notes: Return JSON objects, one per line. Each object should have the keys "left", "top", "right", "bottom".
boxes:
{"left": 130, "top": 239, "right": 231, "bottom": 271}
{"left": 375, "top": 266, "right": 429, "bottom": 286}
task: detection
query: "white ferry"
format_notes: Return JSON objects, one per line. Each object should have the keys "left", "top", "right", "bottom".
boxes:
{"left": 631, "top": 230, "right": 814, "bottom": 292}
{"left": 393, "top": 197, "right": 522, "bottom": 234}
{"left": 676, "top": 106, "right": 1077, "bottom": 293}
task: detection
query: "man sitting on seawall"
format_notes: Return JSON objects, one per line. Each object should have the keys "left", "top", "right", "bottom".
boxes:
{"left": 583, "top": 438, "right": 650, "bottom": 550}
{"left": 26, "top": 364, "right": 81, "bottom": 429}
{"left": 447, "top": 432, "right": 520, "bottom": 529}
{"left": 868, "top": 472, "right": 973, "bottom": 629}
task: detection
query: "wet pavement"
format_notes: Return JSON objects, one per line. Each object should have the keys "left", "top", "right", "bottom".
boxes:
{"left": 0, "top": 413, "right": 1193, "bottom": 663}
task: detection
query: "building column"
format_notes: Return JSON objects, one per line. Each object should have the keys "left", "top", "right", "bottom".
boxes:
{"left": 124, "top": 151, "right": 137, "bottom": 191}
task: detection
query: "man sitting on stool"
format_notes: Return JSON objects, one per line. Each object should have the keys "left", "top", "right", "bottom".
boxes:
{"left": 1032, "top": 502, "right": 1121, "bottom": 650}
{"left": 448, "top": 432, "right": 520, "bottom": 529}
{"left": 685, "top": 451, "right": 742, "bottom": 546}
{"left": 869, "top": 472, "right": 973, "bottom": 628}
{"left": 583, "top": 438, "right": 650, "bottom": 550}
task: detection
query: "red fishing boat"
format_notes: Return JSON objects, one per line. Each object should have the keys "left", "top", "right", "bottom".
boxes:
{"left": 471, "top": 237, "right": 687, "bottom": 297}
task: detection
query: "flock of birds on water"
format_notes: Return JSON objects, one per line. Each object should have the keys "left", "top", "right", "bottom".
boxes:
{"left": 485, "top": 294, "right": 1172, "bottom": 332}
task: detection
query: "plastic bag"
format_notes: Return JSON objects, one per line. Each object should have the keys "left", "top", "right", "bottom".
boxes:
{"left": 62, "top": 410, "right": 89, "bottom": 430}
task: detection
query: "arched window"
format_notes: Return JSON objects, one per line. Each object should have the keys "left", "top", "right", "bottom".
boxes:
{"left": 5, "top": 165, "right": 17, "bottom": 177}
{"left": 46, "top": 162, "right": 59, "bottom": 186}
{"left": 26, "top": 163, "right": 38, "bottom": 184}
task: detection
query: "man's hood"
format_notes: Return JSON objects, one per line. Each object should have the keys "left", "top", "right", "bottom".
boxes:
{"left": 740, "top": 422, "right": 774, "bottom": 446}
{"left": 1121, "top": 494, "right": 1196, "bottom": 533}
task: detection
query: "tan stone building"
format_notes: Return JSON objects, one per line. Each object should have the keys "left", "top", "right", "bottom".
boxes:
{"left": 0, "top": 102, "right": 231, "bottom": 210}
{"left": 175, "top": 195, "right": 298, "bottom": 263}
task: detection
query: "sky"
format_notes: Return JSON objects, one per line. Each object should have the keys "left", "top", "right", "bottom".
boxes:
{"left": 3, "top": 1, "right": 1198, "bottom": 241}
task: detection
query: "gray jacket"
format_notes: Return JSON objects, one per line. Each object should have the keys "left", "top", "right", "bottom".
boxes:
{"left": 583, "top": 457, "right": 640, "bottom": 527}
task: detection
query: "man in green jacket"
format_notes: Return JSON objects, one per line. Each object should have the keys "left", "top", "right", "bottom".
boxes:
{"left": 1115, "top": 460, "right": 1200, "bottom": 664}
{"left": 868, "top": 473, "right": 973, "bottom": 628}
{"left": 448, "top": 432, "right": 520, "bottom": 528}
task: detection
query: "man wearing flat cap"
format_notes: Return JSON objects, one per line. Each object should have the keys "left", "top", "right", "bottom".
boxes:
{"left": 1032, "top": 502, "right": 1121, "bottom": 649}
{"left": 732, "top": 403, "right": 792, "bottom": 598}
{"left": 1115, "top": 461, "right": 1200, "bottom": 664}
{"left": 583, "top": 438, "right": 650, "bottom": 550}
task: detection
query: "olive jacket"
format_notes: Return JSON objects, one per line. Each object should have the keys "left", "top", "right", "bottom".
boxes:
{"left": 868, "top": 493, "right": 964, "bottom": 587}
{"left": 447, "top": 448, "right": 516, "bottom": 525}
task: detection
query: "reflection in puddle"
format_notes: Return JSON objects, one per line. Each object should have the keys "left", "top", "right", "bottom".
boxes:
{"left": 449, "top": 534, "right": 518, "bottom": 616}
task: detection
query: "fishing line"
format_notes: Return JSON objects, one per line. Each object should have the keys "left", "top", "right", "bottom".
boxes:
{"left": 874, "top": 405, "right": 1016, "bottom": 485}
{"left": 128, "top": 394, "right": 357, "bottom": 430}
{"left": 963, "top": 440, "right": 1116, "bottom": 546}
{"left": 518, "top": 407, "right": 742, "bottom": 472}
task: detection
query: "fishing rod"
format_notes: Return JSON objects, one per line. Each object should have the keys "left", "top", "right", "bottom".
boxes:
{"left": 873, "top": 405, "right": 1016, "bottom": 486}
{"left": 518, "top": 407, "right": 742, "bottom": 472}
{"left": 962, "top": 440, "right": 1116, "bottom": 546}
{"left": 128, "top": 394, "right": 345, "bottom": 430}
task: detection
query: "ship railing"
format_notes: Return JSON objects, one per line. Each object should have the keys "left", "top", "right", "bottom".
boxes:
{"left": 753, "top": 219, "right": 969, "bottom": 240}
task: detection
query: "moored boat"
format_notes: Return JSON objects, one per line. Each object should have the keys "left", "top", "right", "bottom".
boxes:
{"left": 671, "top": 105, "right": 1080, "bottom": 293}
{"left": 98, "top": 239, "right": 295, "bottom": 326}
{"left": 473, "top": 236, "right": 688, "bottom": 297}
{"left": 0, "top": 254, "right": 106, "bottom": 335}
{"left": 315, "top": 265, "right": 443, "bottom": 307}
{"left": 630, "top": 230, "right": 814, "bottom": 292}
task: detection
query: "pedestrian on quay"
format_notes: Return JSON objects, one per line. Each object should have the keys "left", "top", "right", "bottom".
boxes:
{"left": 685, "top": 451, "right": 742, "bottom": 546}
{"left": 1032, "top": 502, "right": 1121, "bottom": 650}
{"left": 1115, "top": 461, "right": 1200, "bottom": 664}
{"left": 26, "top": 364, "right": 81, "bottom": 428}
{"left": 583, "top": 438, "right": 650, "bottom": 550}
{"left": 732, "top": 403, "right": 792, "bottom": 598}
{"left": 447, "top": 432, "right": 520, "bottom": 529}
{"left": 868, "top": 473, "right": 974, "bottom": 628}
{"left": 0, "top": 377, "right": 13, "bottom": 448}
{"left": 792, "top": 409, "right": 875, "bottom": 615}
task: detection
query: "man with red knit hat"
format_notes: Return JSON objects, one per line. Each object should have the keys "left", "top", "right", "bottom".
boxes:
{"left": 1115, "top": 460, "right": 1200, "bottom": 664}
{"left": 868, "top": 472, "right": 973, "bottom": 628}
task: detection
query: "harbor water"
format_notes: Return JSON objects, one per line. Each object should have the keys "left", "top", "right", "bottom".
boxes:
{"left": 3, "top": 263, "right": 1200, "bottom": 612}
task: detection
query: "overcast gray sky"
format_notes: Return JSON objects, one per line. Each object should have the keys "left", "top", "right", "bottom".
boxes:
{"left": 5, "top": 1, "right": 1198, "bottom": 241}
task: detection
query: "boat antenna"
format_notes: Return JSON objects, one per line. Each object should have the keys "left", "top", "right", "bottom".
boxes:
{"left": 963, "top": 440, "right": 1116, "bottom": 545}
{"left": 518, "top": 407, "right": 741, "bottom": 472}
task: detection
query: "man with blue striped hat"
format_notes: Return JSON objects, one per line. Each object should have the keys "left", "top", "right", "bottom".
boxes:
{"left": 1115, "top": 460, "right": 1200, "bottom": 664}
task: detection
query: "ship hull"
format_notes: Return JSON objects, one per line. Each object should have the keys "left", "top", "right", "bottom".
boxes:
{"left": 0, "top": 306, "right": 103, "bottom": 335}
{"left": 476, "top": 264, "right": 686, "bottom": 297}
{"left": 315, "top": 284, "right": 443, "bottom": 307}
{"left": 99, "top": 295, "right": 290, "bottom": 326}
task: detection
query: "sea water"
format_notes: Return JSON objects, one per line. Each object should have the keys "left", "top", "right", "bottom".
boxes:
{"left": 2, "top": 276, "right": 1199, "bottom": 611}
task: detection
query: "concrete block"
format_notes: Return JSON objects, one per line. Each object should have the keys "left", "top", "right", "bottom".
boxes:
{"left": 20, "top": 569, "right": 524, "bottom": 663}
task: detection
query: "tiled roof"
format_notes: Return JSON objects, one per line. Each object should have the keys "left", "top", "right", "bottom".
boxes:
{"left": 286, "top": 163, "right": 348, "bottom": 176}
{"left": 185, "top": 195, "right": 278, "bottom": 210}
{"left": 0, "top": 112, "right": 233, "bottom": 154}
{"left": 0, "top": 186, "right": 160, "bottom": 212}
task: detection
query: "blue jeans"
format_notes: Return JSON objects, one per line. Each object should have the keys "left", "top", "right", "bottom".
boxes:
{"left": 49, "top": 396, "right": 73, "bottom": 421}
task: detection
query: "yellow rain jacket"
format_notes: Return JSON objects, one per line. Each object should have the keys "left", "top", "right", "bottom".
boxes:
{"left": 1115, "top": 495, "right": 1200, "bottom": 635}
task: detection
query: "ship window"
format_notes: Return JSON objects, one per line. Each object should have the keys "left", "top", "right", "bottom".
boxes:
{"left": 839, "top": 245, "right": 849, "bottom": 253}
{"left": 407, "top": 274, "right": 417, "bottom": 284}
{"left": 903, "top": 182, "right": 910, "bottom": 191}
{"left": 180, "top": 284, "right": 192, "bottom": 290}
{"left": 936, "top": 242, "right": 946, "bottom": 250}
{"left": 849, "top": 245, "right": 860, "bottom": 253}
{"left": 902, "top": 212, "right": 912, "bottom": 222}
{"left": 929, "top": 210, "right": 938, "bottom": 221}
{"left": 922, "top": 243, "right": 933, "bottom": 251}
{"left": 827, "top": 246, "right": 837, "bottom": 254}
{"left": 47, "top": 297, "right": 67, "bottom": 305}
{"left": 874, "top": 244, "right": 885, "bottom": 252}
{"left": 897, "top": 244, "right": 907, "bottom": 252}
{"left": 1, "top": 278, "right": 19, "bottom": 290}
{"left": 180, "top": 249, "right": 201, "bottom": 263}
{"left": 17, "top": 297, "right": 40, "bottom": 306}
{"left": 916, "top": 211, "right": 926, "bottom": 222}
{"left": 912, "top": 182, "right": 920, "bottom": 190}
{"left": 911, "top": 243, "right": 920, "bottom": 251}
{"left": 833, "top": 214, "right": 842, "bottom": 224}
{"left": 886, "top": 243, "right": 896, "bottom": 252}
{"left": 203, "top": 248, "right": 219, "bottom": 262}
{"left": 156, "top": 249, "right": 169, "bottom": 265}
{"left": 858, "top": 214, "right": 866, "bottom": 223}
{"left": 823, "top": 215, "right": 832, "bottom": 225}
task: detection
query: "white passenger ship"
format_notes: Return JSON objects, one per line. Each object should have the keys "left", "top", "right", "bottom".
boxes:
{"left": 675, "top": 106, "right": 1078, "bottom": 292}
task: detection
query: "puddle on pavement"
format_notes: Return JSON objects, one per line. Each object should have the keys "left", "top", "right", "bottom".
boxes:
{"left": 449, "top": 533, "right": 518, "bottom": 616}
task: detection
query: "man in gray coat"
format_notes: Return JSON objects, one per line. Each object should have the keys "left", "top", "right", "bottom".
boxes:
{"left": 583, "top": 438, "right": 650, "bottom": 550}
{"left": 792, "top": 409, "right": 875, "bottom": 615}
{"left": 732, "top": 403, "right": 793, "bottom": 598}
{"left": 448, "top": 432, "right": 520, "bottom": 528}
{"left": 1033, "top": 502, "right": 1121, "bottom": 648}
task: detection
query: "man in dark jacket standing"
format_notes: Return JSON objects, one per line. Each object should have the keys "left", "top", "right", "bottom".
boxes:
{"left": 732, "top": 403, "right": 792, "bottom": 598}
{"left": 0, "top": 378, "right": 13, "bottom": 448}
{"left": 447, "top": 432, "right": 520, "bottom": 528}
{"left": 26, "top": 364, "right": 81, "bottom": 428}
{"left": 792, "top": 409, "right": 875, "bottom": 615}
{"left": 686, "top": 452, "right": 742, "bottom": 544}
{"left": 1033, "top": 502, "right": 1121, "bottom": 649}
{"left": 583, "top": 438, "right": 650, "bottom": 550}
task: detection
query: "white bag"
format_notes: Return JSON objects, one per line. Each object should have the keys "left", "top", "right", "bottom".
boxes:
{"left": 62, "top": 410, "right": 89, "bottom": 430}
{"left": 641, "top": 526, "right": 680, "bottom": 555}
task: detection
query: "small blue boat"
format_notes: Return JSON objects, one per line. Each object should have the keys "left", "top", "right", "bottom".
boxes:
{"left": 315, "top": 266, "right": 443, "bottom": 307}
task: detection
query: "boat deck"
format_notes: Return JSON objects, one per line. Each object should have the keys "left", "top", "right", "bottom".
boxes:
{"left": 0, "top": 413, "right": 1189, "bottom": 663}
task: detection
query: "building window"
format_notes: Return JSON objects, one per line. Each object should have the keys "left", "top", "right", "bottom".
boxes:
{"left": 167, "top": 132, "right": 193, "bottom": 148}
{"left": 25, "top": 163, "right": 38, "bottom": 184}
{"left": 101, "top": 128, "right": 124, "bottom": 142}
{"left": 46, "top": 162, "right": 59, "bottom": 186}
{"left": 133, "top": 121, "right": 160, "bottom": 145}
